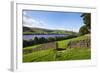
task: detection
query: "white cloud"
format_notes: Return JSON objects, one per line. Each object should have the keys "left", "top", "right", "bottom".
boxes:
{"left": 23, "top": 11, "right": 28, "bottom": 15}
{"left": 22, "top": 13, "right": 81, "bottom": 32}
{"left": 23, "top": 16, "right": 44, "bottom": 28}
{"left": 51, "top": 26, "right": 79, "bottom": 32}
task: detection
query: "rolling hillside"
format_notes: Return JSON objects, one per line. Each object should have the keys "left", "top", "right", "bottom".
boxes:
{"left": 23, "top": 26, "right": 77, "bottom": 35}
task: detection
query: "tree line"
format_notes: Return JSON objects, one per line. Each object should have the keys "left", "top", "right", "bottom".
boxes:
{"left": 23, "top": 35, "right": 77, "bottom": 48}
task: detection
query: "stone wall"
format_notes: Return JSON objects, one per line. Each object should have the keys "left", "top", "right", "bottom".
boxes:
{"left": 32, "top": 42, "right": 57, "bottom": 51}
{"left": 23, "top": 42, "right": 57, "bottom": 54}
{"left": 67, "top": 38, "right": 90, "bottom": 49}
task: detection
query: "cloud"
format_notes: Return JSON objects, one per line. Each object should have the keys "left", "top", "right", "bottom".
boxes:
{"left": 22, "top": 15, "right": 80, "bottom": 32}
{"left": 22, "top": 11, "right": 81, "bottom": 32}
{"left": 23, "top": 11, "right": 27, "bottom": 15}
{"left": 23, "top": 15, "right": 44, "bottom": 28}
{"left": 51, "top": 26, "right": 79, "bottom": 32}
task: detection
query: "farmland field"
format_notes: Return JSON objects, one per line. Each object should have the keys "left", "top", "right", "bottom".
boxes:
{"left": 23, "top": 47, "right": 91, "bottom": 62}
{"left": 23, "top": 34, "right": 91, "bottom": 62}
{"left": 23, "top": 49, "right": 56, "bottom": 62}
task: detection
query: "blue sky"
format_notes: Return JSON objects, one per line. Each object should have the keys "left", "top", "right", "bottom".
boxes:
{"left": 23, "top": 10, "right": 84, "bottom": 32}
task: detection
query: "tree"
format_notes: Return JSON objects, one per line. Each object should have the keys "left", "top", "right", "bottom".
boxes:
{"left": 23, "top": 40, "right": 28, "bottom": 47}
{"left": 34, "top": 37, "right": 39, "bottom": 44}
{"left": 81, "top": 13, "right": 91, "bottom": 32}
{"left": 79, "top": 25, "right": 89, "bottom": 35}
{"left": 39, "top": 37, "right": 48, "bottom": 44}
{"left": 79, "top": 13, "right": 91, "bottom": 35}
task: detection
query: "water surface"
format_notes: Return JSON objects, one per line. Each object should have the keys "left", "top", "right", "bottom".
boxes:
{"left": 23, "top": 34, "right": 68, "bottom": 40}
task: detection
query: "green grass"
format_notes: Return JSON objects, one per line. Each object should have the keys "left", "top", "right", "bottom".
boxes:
{"left": 23, "top": 34, "right": 91, "bottom": 62}
{"left": 58, "top": 34, "right": 90, "bottom": 49}
{"left": 23, "top": 49, "right": 56, "bottom": 62}
{"left": 23, "top": 44, "right": 41, "bottom": 50}
{"left": 23, "top": 48, "right": 91, "bottom": 62}
{"left": 56, "top": 48, "right": 91, "bottom": 61}
{"left": 23, "top": 44, "right": 42, "bottom": 54}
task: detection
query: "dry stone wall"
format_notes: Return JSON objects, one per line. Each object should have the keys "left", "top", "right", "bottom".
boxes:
{"left": 67, "top": 38, "right": 90, "bottom": 49}
{"left": 23, "top": 42, "right": 57, "bottom": 54}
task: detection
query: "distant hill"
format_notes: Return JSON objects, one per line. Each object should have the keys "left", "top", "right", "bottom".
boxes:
{"left": 23, "top": 26, "right": 77, "bottom": 35}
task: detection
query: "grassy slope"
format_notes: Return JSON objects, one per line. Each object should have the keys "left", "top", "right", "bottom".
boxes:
{"left": 23, "top": 48, "right": 90, "bottom": 62}
{"left": 23, "top": 27, "right": 76, "bottom": 35}
{"left": 23, "top": 49, "right": 56, "bottom": 62}
{"left": 23, "top": 45, "right": 41, "bottom": 50}
{"left": 23, "top": 34, "right": 91, "bottom": 62}
{"left": 58, "top": 34, "right": 90, "bottom": 49}
{"left": 56, "top": 48, "right": 91, "bottom": 61}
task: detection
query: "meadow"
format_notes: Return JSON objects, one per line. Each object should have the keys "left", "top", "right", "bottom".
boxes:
{"left": 23, "top": 34, "right": 91, "bottom": 62}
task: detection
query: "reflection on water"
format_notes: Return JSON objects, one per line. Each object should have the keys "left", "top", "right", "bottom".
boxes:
{"left": 23, "top": 34, "right": 67, "bottom": 40}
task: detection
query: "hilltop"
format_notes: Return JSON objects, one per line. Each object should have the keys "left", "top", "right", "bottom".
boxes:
{"left": 23, "top": 26, "right": 77, "bottom": 35}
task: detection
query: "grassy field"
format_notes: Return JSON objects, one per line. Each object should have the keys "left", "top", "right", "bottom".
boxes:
{"left": 23, "top": 48, "right": 91, "bottom": 62}
{"left": 56, "top": 48, "right": 91, "bottom": 61}
{"left": 23, "top": 49, "right": 56, "bottom": 62}
{"left": 23, "top": 34, "right": 91, "bottom": 62}
{"left": 58, "top": 34, "right": 90, "bottom": 49}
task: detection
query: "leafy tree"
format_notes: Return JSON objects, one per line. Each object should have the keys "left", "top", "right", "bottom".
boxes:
{"left": 23, "top": 40, "right": 28, "bottom": 47}
{"left": 23, "top": 40, "right": 35, "bottom": 48}
{"left": 79, "top": 13, "right": 91, "bottom": 35}
{"left": 81, "top": 13, "right": 91, "bottom": 32}
{"left": 79, "top": 25, "right": 89, "bottom": 35}
{"left": 34, "top": 37, "right": 39, "bottom": 44}
{"left": 39, "top": 37, "right": 48, "bottom": 44}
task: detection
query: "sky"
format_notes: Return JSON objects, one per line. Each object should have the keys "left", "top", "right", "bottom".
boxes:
{"left": 23, "top": 10, "right": 84, "bottom": 32}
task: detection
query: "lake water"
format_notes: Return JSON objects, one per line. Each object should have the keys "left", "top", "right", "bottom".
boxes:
{"left": 23, "top": 34, "right": 67, "bottom": 40}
